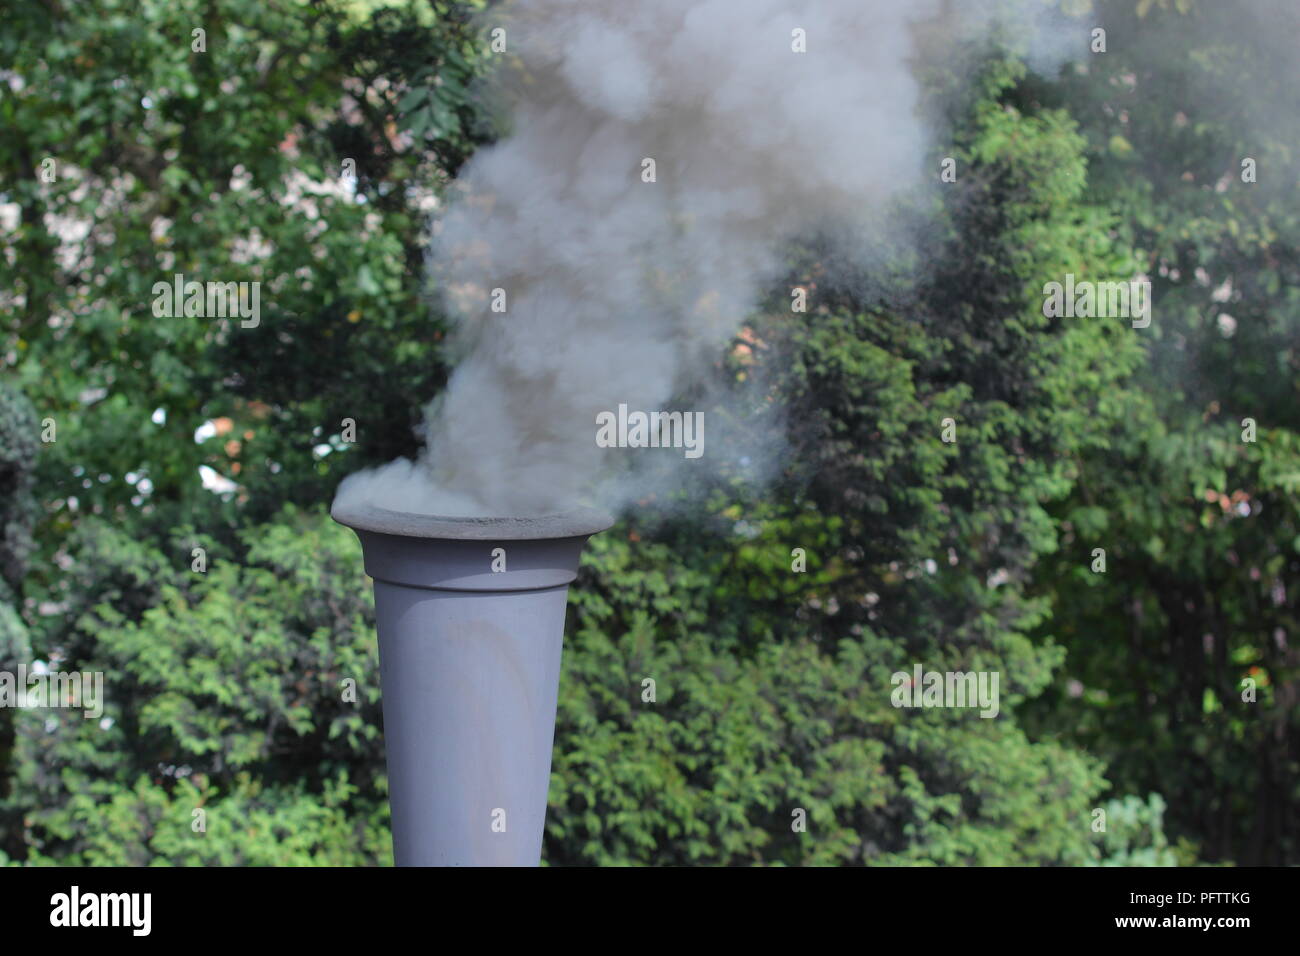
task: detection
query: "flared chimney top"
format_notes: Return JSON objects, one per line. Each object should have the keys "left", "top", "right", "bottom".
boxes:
{"left": 331, "top": 501, "right": 615, "bottom": 541}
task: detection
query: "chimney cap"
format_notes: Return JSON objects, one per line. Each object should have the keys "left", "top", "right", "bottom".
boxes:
{"left": 331, "top": 501, "right": 615, "bottom": 541}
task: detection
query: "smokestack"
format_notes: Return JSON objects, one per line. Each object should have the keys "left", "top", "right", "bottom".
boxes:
{"left": 330, "top": 0, "right": 1085, "bottom": 865}
{"left": 331, "top": 501, "right": 612, "bottom": 866}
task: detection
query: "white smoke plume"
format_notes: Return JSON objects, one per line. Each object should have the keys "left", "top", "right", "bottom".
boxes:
{"left": 335, "top": 0, "right": 1080, "bottom": 517}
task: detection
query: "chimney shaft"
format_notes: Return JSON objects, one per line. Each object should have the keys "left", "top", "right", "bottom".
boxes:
{"left": 333, "top": 504, "right": 612, "bottom": 866}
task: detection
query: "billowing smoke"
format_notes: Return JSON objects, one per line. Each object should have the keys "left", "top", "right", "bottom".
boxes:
{"left": 335, "top": 0, "right": 1079, "bottom": 517}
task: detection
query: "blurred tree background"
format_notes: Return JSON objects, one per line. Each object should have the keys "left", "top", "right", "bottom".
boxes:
{"left": 0, "top": 0, "right": 1295, "bottom": 865}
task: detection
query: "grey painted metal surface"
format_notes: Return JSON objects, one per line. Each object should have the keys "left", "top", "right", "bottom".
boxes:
{"left": 332, "top": 502, "right": 613, "bottom": 866}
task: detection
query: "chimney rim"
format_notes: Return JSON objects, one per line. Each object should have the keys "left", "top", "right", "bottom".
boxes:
{"left": 331, "top": 500, "right": 615, "bottom": 541}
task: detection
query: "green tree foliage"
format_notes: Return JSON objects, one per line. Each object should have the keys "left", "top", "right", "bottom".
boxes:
{"left": 3, "top": 0, "right": 1289, "bottom": 867}
{"left": 1, "top": 0, "right": 484, "bottom": 865}
{"left": 0, "top": 382, "right": 38, "bottom": 601}
{"left": 0, "top": 0, "right": 488, "bottom": 568}
{"left": 544, "top": 54, "right": 1157, "bottom": 865}
{"left": 1022, "top": 0, "right": 1300, "bottom": 865}
{"left": 0, "top": 383, "right": 38, "bottom": 818}
{"left": 1, "top": 508, "right": 389, "bottom": 865}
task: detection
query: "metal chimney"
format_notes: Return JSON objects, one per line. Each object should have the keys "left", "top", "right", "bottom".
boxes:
{"left": 331, "top": 501, "right": 613, "bottom": 867}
